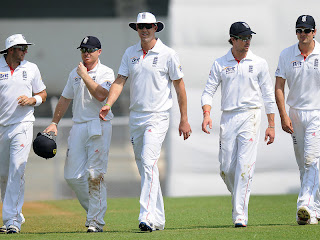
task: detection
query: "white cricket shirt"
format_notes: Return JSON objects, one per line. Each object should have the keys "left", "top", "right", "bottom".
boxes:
{"left": 275, "top": 40, "right": 320, "bottom": 110}
{"left": 118, "top": 38, "right": 184, "bottom": 112}
{"left": 0, "top": 56, "right": 46, "bottom": 126}
{"left": 62, "top": 60, "right": 115, "bottom": 123}
{"left": 201, "top": 49, "right": 276, "bottom": 114}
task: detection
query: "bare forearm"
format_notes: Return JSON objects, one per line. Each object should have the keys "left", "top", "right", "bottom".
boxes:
{"left": 275, "top": 77, "right": 288, "bottom": 119}
{"left": 106, "top": 75, "right": 127, "bottom": 107}
{"left": 81, "top": 74, "right": 108, "bottom": 102}
{"left": 52, "top": 96, "right": 71, "bottom": 124}
{"left": 173, "top": 79, "right": 189, "bottom": 121}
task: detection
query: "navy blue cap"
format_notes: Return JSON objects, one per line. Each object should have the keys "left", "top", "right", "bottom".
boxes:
{"left": 296, "top": 15, "right": 315, "bottom": 29}
{"left": 77, "top": 36, "right": 101, "bottom": 49}
{"left": 230, "top": 22, "right": 256, "bottom": 36}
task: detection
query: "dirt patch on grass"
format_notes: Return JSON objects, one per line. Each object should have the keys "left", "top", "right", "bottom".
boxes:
{"left": 0, "top": 202, "right": 74, "bottom": 217}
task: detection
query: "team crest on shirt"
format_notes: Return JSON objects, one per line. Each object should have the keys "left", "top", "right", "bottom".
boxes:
{"left": 224, "top": 66, "right": 236, "bottom": 74}
{"left": 314, "top": 59, "right": 319, "bottom": 69}
{"left": 74, "top": 77, "right": 81, "bottom": 84}
{"left": 105, "top": 81, "right": 112, "bottom": 88}
{"left": 0, "top": 73, "right": 9, "bottom": 81}
{"left": 131, "top": 57, "right": 140, "bottom": 64}
{"left": 249, "top": 65, "right": 253, "bottom": 73}
{"left": 152, "top": 57, "right": 158, "bottom": 67}
{"left": 291, "top": 60, "right": 302, "bottom": 68}
{"left": 22, "top": 71, "right": 27, "bottom": 80}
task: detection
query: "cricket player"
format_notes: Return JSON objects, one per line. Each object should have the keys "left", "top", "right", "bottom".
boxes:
{"left": 99, "top": 12, "right": 192, "bottom": 232}
{"left": 0, "top": 34, "right": 47, "bottom": 234}
{"left": 44, "top": 36, "right": 114, "bottom": 232}
{"left": 201, "top": 22, "right": 276, "bottom": 227}
{"left": 275, "top": 15, "right": 320, "bottom": 225}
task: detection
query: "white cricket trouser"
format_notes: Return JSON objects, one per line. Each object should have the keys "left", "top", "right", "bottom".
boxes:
{"left": 219, "top": 109, "right": 261, "bottom": 225}
{"left": 64, "top": 120, "right": 112, "bottom": 229}
{"left": 129, "top": 111, "right": 169, "bottom": 229}
{"left": 289, "top": 108, "right": 320, "bottom": 218}
{"left": 0, "top": 122, "right": 33, "bottom": 229}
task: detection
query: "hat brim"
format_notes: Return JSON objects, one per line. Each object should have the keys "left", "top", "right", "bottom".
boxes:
{"left": 77, "top": 45, "right": 101, "bottom": 49}
{"left": 129, "top": 22, "right": 165, "bottom": 32}
{"left": 296, "top": 23, "right": 315, "bottom": 29}
{"left": 0, "top": 43, "right": 34, "bottom": 54}
{"left": 232, "top": 30, "right": 256, "bottom": 36}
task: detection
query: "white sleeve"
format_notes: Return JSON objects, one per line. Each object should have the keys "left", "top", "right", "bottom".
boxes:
{"left": 100, "top": 68, "right": 115, "bottom": 91}
{"left": 118, "top": 51, "right": 129, "bottom": 77}
{"left": 61, "top": 72, "right": 74, "bottom": 99}
{"left": 275, "top": 52, "right": 286, "bottom": 79}
{"left": 258, "top": 61, "right": 277, "bottom": 114}
{"left": 32, "top": 65, "right": 46, "bottom": 93}
{"left": 201, "top": 61, "right": 221, "bottom": 107}
{"left": 169, "top": 52, "right": 184, "bottom": 81}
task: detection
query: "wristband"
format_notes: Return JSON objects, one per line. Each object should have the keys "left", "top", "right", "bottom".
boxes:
{"left": 51, "top": 122, "right": 58, "bottom": 126}
{"left": 33, "top": 95, "right": 42, "bottom": 107}
{"left": 203, "top": 110, "right": 210, "bottom": 115}
{"left": 268, "top": 125, "right": 275, "bottom": 128}
{"left": 105, "top": 103, "right": 111, "bottom": 107}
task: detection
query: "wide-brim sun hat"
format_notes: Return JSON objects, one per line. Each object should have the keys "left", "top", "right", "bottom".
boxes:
{"left": 0, "top": 34, "right": 34, "bottom": 54}
{"left": 129, "top": 12, "right": 165, "bottom": 32}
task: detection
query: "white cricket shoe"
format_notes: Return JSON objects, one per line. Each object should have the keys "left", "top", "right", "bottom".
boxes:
{"left": 234, "top": 219, "right": 247, "bottom": 228}
{"left": 0, "top": 225, "right": 6, "bottom": 233}
{"left": 297, "top": 206, "right": 311, "bottom": 225}
{"left": 154, "top": 224, "right": 165, "bottom": 231}
{"left": 87, "top": 225, "right": 103, "bottom": 233}
{"left": 6, "top": 225, "right": 20, "bottom": 234}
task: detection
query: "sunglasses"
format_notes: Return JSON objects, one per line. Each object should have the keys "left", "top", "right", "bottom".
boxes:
{"left": 80, "top": 48, "right": 99, "bottom": 53}
{"left": 13, "top": 45, "right": 28, "bottom": 51}
{"left": 296, "top": 28, "right": 314, "bottom": 34}
{"left": 231, "top": 34, "right": 252, "bottom": 42}
{"left": 137, "top": 23, "right": 154, "bottom": 30}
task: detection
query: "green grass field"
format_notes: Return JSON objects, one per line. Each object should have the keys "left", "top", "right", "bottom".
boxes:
{"left": 0, "top": 194, "right": 319, "bottom": 239}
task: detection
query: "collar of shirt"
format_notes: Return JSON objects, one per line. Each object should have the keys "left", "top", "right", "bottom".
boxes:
{"left": 135, "top": 38, "right": 163, "bottom": 54}
{"left": 294, "top": 39, "right": 320, "bottom": 57}
{"left": 226, "top": 48, "right": 254, "bottom": 62}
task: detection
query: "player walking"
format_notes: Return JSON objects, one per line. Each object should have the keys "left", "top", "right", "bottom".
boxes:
{"left": 275, "top": 15, "right": 320, "bottom": 225}
{"left": 100, "top": 12, "right": 192, "bottom": 232}
{"left": 44, "top": 36, "right": 114, "bottom": 232}
{"left": 201, "top": 22, "right": 276, "bottom": 227}
{"left": 0, "top": 34, "right": 47, "bottom": 234}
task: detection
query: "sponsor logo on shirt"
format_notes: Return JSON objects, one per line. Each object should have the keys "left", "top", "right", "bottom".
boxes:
{"left": 23, "top": 71, "right": 27, "bottom": 80}
{"left": 178, "top": 65, "right": 182, "bottom": 72}
{"left": 131, "top": 57, "right": 140, "bottom": 64}
{"left": 291, "top": 60, "right": 302, "bottom": 68}
{"left": 314, "top": 58, "right": 318, "bottom": 69}
{"left": 74, "top": 77, "right": 81, "bottom": 84}
{"left": 0, "top": 73, "right": 9, "bottom": 81}
{"left": 152, "top": 57, "right": 158, "bottom": 67}
{"left": 224, "top": 66, "right": 236, "bottom": 74}
{"left": 92, "top": 76, "right": 96, "bottom": 82}
{"left": 249, "top": 65, "right": 253, "bottom": 73}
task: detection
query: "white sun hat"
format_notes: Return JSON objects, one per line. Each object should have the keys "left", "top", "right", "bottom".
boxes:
{"left": 129, "top": 12, "right": 165, "bottom": 32}
{"left": 0, "top": 34, "right": 34, "bottom": 54}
